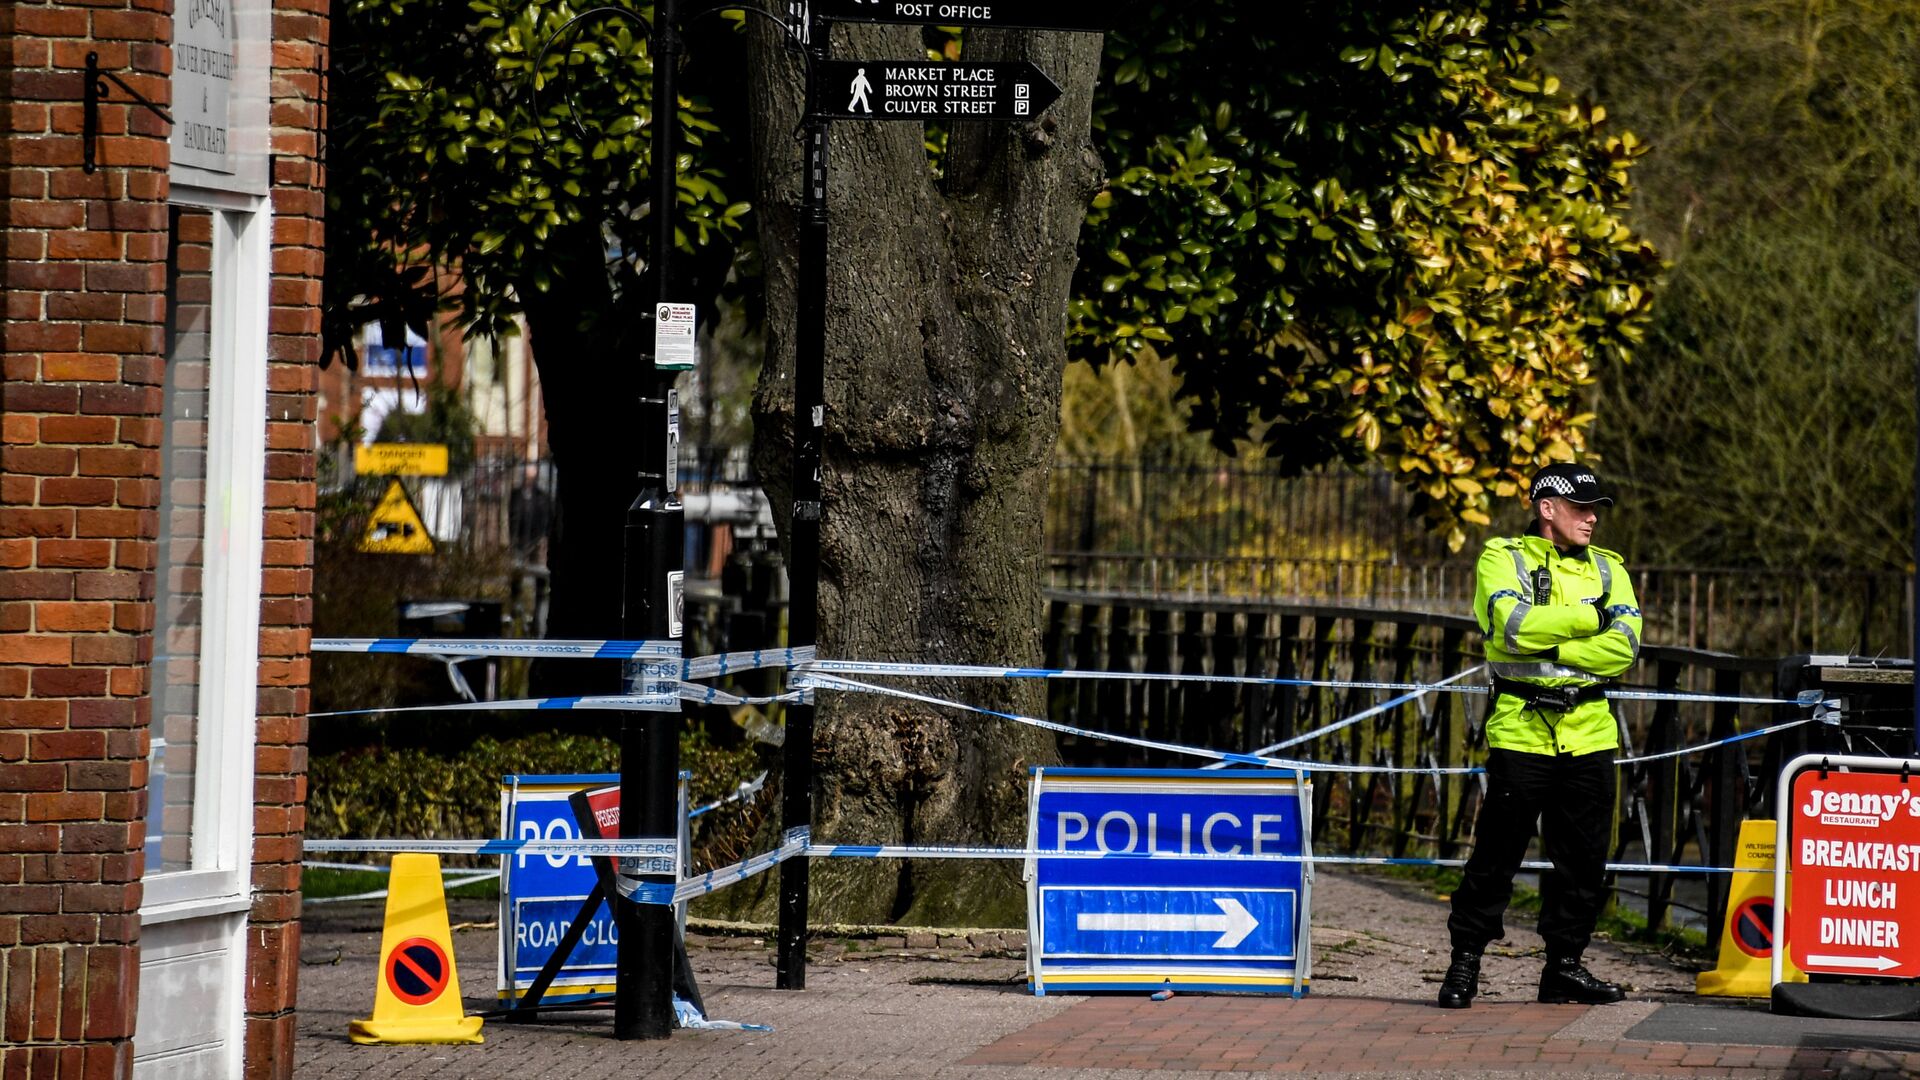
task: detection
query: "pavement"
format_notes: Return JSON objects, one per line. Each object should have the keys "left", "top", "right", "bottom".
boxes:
{"left": 293, "top": 868, "right": 1920, "bottom": 1078}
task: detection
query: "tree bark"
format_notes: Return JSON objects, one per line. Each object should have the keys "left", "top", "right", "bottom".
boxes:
{"left": 521, "top": 221, "right": 650, "bottom": 697}
{"left": 746, "top": 24, "right": 1104, "bottom": 923}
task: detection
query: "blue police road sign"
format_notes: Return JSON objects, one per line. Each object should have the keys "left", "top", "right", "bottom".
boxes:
{"left": 498, "top": 775, "right": 621, "bottom": 1003}
{"left": 1026, "top": 768, "right": 1312, "bottom": 995}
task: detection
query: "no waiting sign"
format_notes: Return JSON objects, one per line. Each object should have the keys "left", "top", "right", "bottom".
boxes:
{"left": 1783, "top": 758, "right": 1920, "bottom": 978}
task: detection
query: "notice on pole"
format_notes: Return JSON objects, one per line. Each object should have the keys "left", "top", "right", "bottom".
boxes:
{"left": 1787, "top": 766, "right": 1920, "bottom": 977}
{"left": 655, "top": 303, "right": 697, "bottom": 371}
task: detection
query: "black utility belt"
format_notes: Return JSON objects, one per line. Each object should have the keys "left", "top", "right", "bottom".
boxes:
{"left": 1492, "top": 676, "right": 1609, "bottom": 712}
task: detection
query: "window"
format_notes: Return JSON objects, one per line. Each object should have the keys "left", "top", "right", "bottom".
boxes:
{"left": 139, "top": 202, "right": 266, "bottom": 914}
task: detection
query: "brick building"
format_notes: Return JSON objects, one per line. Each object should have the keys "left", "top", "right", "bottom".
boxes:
{"left": 2, "top": 0, "right": 326, "bottom": 1074}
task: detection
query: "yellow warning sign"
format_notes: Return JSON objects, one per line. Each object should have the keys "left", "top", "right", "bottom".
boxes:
{"left": 1696, "top": 818, "right": 1807, "bottom": 997}
{"left": 355, "top": 443, "right": 450, "bottom": 477}
{"left": 349, "top": 854, "right": 484, "bottom": 1044}
{"left": 359, "top": 479, "right": 435, "bottom": 555}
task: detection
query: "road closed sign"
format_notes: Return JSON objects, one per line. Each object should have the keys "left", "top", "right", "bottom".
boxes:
{"left": 1785, "top": 760, "right": 1920, "bottom": 978}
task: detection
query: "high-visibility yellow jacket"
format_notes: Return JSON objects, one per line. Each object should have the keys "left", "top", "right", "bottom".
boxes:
{"left": 1473, "top": 535, "right": 1643, "bottom": 756}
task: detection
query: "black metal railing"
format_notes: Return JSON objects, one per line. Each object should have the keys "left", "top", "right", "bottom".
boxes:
{"left": 1039, "top": 591, "right": 1811, "bottom": 937}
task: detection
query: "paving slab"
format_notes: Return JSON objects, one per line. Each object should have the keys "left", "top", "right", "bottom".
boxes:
{"left": 293, "top": 868, "right": 1920, "bottom": 1079}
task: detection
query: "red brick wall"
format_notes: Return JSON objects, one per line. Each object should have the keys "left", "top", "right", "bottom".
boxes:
{"left": 1, "top": 0, "right": 172, "bottom": 1073}
{"left": 1, "top": 0, "right": 326, "bottom": 1073}
{"left": 248, "top": 0, "right": 326, "bottom": 1073}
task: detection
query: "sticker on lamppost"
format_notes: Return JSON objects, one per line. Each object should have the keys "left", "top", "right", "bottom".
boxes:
{"left": 814, "top": 61, "right": 1063, "bottom": 122}
{"left": 655, "top": 303, "right": 696, "bottom": 370}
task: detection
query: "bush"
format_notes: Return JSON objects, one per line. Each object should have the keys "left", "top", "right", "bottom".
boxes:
{"left": 306, "top": 727, "right": 767, "bottom": 869}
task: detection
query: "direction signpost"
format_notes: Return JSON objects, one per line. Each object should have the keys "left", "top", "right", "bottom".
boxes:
{"left": 816, "top": 0, "right": 1112, "bottom": 32}
{"left": 1774, "top": 753, "right": 1920, "bottom": 1019}
{"left": 775, "top": 0, "right": 1112, "bottom": 995}
{"left": 1026, "top": 768, "right": 1312, "bottom": 995}
{"left": 813, "top": 60, "right": 1061, "bottom": 122}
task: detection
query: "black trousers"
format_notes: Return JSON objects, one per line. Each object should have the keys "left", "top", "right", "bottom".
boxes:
{"left": 1448, "top": 747, "right": 1616, "bottom": 959}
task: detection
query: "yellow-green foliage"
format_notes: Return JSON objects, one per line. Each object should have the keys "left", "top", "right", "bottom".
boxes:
{"left": 1072, "top": 2, "right": 1662, "bottom": 552}
{"left": 1539, "top": 0, "right": 1920, "bottom": 572}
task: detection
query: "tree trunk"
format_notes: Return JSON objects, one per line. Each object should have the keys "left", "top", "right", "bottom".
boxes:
{"left": 746, "top": 24, "right": 1104, "bottom": 924}
{"left": 521, "top": 222, "right": 650, "bottom": 698}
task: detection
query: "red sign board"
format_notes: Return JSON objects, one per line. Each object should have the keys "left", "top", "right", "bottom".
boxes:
{"left": 1787, "top": 768, "right": 1920, "bottom": 977}
{"left": 571, "top": 784, "right": 620, "bottom": 841}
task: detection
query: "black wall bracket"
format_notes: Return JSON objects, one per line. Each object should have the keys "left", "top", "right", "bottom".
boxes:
{"left": 83, "top": 52, "right": 174, "bottom": 173}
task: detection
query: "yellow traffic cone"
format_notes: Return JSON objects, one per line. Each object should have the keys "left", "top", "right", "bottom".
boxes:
{"left": 1696, "top": 819, "right": 1807, "bottom": 997}
{"left": 349, "top": 854, "right": 485, "bottom": 1044}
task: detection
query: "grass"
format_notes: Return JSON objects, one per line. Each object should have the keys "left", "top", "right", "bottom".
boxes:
{"left": 302, "top": 866, "right": 501, "bottom": 902}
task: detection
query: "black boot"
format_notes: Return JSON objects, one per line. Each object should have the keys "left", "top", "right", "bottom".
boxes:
{"left": 1538, "top": 956, "right": 1625, "bottom": 1004}
{"left": 1436, "top": 948, "right": 1482, "bottom": 1009}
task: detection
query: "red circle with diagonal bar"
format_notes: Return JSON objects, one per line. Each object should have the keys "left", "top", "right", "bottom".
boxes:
{"left": 385, "top": 936, "right": 451, "bottom": 1006}
{"left": 1732, "top": 897, "right": 1776, "bottom": 958}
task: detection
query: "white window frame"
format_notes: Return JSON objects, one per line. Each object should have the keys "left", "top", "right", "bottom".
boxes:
{"left": 140, "top": 190, "right": 269, "bottom": 923}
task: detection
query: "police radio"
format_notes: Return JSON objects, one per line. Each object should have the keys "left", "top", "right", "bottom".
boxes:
{"left": 1532, "top": 567, "right": 1553, "bottom": 606}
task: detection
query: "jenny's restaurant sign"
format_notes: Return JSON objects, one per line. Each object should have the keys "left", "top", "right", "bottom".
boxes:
{"left": 1785, "top": 761, "right": 1920, "bottom": 979}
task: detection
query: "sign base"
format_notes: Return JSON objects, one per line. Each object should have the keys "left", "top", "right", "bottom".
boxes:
{"left": 1772, "top": 981, "right": 1920, "bottom": 1021}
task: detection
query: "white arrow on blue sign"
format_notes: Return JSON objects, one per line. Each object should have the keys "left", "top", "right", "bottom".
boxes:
{"left": 1042, "top": 887, "right": 1294, "bottom": 958}
{"left": 1026, "top": 769, "right": 1313, "bottom": 994}
{"left": 1077, "top": 896, "right": 1259, "bottom": 949}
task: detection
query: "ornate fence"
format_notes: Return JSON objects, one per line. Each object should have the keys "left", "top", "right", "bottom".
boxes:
{"left": 1045, "top": 456, "right": 1913, "bottom": 659}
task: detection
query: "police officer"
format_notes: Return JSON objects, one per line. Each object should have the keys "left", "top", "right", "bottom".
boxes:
{"left": 1437, "top": 463, "right": 1643, "bottom": 1009}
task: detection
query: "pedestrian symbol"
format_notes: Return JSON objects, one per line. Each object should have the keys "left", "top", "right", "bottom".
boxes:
{"left": 359, "top": 478, "right": 435, "bottom": 555}
{"left": 386, "top": 936, "right": 453, "bottom": 1006}
{"left": 848, "top": 67, "right": 873, "bottom": 113}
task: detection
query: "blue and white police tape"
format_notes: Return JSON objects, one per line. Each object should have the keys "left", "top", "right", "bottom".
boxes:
{"left": 312, "top": 637, "right": 810, "bottom": 680}
{"left": 792, "top": 671, "right": 1478, "bottom": 775}
{"left": 313, "top": 637, "right": 681, "bottom": 660}
{"left": 689, "top": 772, "right": 768, "bottom": 819}
{"left": 793, "top": 657, "right": 1819, "bottom": 708}
{"left": 303, "top": 837, "right": 677, "bottom": 863}
{"left": 684, "top": 646, "right": 815, "bottom": 680}
{"left": 1208, "top": 665, "right": 1485, "bottom": 767}
{"left": 1612, "top": 715, "right": 1823, "bottom": 764}
{"left": 799, "top": 840, "right": 1768, "bottom": 876}
{"left": 315, "top": 636, "right": 1819, "bottom": 710}
{"left": 798, "top": 671, "right": 1823, "bottom": 775}
{"left": 309, "top": 694, "right": 685, "bottom": 718}
{"left": 307, "top": 684, "right": 811, "bottom": 719}
{"left": 680, "top": 684, "right": 812, "bottom": 707}
{"left": 617, "top": 829, "right": 810, "bottom": 905}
